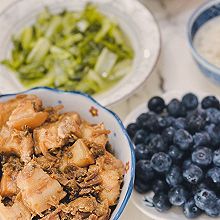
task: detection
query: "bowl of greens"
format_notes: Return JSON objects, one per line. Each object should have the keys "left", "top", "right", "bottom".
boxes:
{"left": 0, "top": 0, "right": 160, "bottom": 106}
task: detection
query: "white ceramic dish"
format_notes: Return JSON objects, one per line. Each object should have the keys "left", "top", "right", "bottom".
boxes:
{"left": 0, "top": 0, "right": 160, "bottom": 107}
{"left": 0, "top": 87, "right": 135, "bottom": 220}
{"left": 124, "top": 90, "right": 216, "bottom": 220}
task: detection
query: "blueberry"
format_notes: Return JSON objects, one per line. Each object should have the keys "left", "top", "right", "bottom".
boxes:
{"left": 152, "top": 179, "right": 169, "bottom": 194}
{"left": 194, "top": 189, "right": 217, "bottom": 210}
{"left": 135, "top": 144, "right": 152, "bottom": 161}
{"left": 206, "top": 124, "right": 220, "bottom": 146}
{"left": 202, "top": 96, "right": 220, "bottom": 109}
{"left": 153, "top": 193, "right": 171, "bottom": 212}
{"left": 186, "top": 113, "right": 206, "bottom": 133}
{"left": 157, "top": 116, "right": 168, "bottom": 130}
{"left": 126, "top": 123, "right": 139, "bottom": 139}
{"left": 166, "top": 166, "right": 183, "bottom": 187}
{"left": 142, "top": 113, "right": 160, "bottom": 132}
{"left": 206, "top": 108, "right": 220, "bottom": 124}
{"left": 183, "top": 164, "right": 203, "bottom": 184}
{"left": 134, "top": 178, "right": 151, "bottom": 193}
{"left": 151, "top": 152, "right": 172, "bottom": 173}
{"left": 205, "top": 200, "right": 220, "bottom": 217}
{"left": 144, "top": 133, "right": 157, "bottom": 145}
{"left": 192, "top": 147, "right": 213, "bottom": 167}
{"left": 135, "top": 160, "right": 155, "bottom": 181}
{"left": 148, "top": 134, "right": 168, "bottom": 152}
{"left": 162, "top": 127, "right": 175, "bottom": 144}
{"left": 173, "top": 129, "right": 193, "bottom": 150}
{"left": 172, "top": 118, "right": 186, "bottom": 130}
{"left": 168, "top": 186, "right": 189, "bottom": 206}
{"left": 193, "top": 132, "right": 210, "bottom": 147}
{"left": 182, "top": 159, "right": 193, "bottom": 170}
{"left": 168, "top": 145, "right": 184, "bottom": 162}
{"left": 148, "top": 96, "right": 166, "bottom": 113}
{"left": 213, "top": 149, "right": 220, "bottom": 167}
{"left": 182, "top": 93, "right": 199, "bottom": 110}
{"left": 164, "top": 116, "right": 175, "bottom": 127}
{"left": 207, "top": 167, "right": 220, "bottom": 184}
{"left": 136, "top": 113, "right": 149, "bottom": 129}
{"left": 183, "top": 198, "right": 202, "bottom": 218}
{"left": 133, "top": 129, "right": 147, "bottom": 144}
{"left": 167, "top": 99, "right": 187, "bottom": 118}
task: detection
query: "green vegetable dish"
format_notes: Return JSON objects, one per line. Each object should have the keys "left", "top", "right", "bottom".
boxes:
{"left": 1, "top": 4, "right": 134, "bottom": 95}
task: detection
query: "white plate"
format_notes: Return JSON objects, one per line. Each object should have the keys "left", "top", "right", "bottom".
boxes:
{"left": 0, "top": 0, "right": 160, "bottom": 107}
{"left": 124, "top": 90, "right": 218, "bottom": 220}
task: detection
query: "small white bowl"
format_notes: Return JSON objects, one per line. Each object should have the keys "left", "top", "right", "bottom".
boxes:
{"left": 124, "top": 90, "right": 216, "bottom": 220}
{"left": 0, "top": 87, "right": 135, "bottom": 220}
{"left": 0, "top": 0, "right": 160, "bottom": 107}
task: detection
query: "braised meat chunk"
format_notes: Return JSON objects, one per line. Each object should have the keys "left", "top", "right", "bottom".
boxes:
{"left": 0, "top": 95, "right": 124, "bottom": 220}
{"left": 17, "top": 163, "right": 66, "bottom": 215}
{"left": 0, "top": 126, "right": 33, "bottom": 163}
{"left": 34, "top": 112, "right": 82, "bottom": 156}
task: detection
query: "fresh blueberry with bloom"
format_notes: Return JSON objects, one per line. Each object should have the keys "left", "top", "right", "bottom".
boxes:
{"left": 151, "top": 152, "right": 172, "bottom": 173}
{"left": 182, "top": 93, "right": 199, "bottom": 111}
{"left": 152, "top": 179, "right": 169, "bottom": 194}
{"left": 172, "top": 117, "right": 186, "bottom": 130}
{"left": 148, "top": 96, "right": 166, "bottom": 113}
{"left": 153, "top": 193, "right": 171, "bottom": 212}
{"left": 192, "top": 147, "right": 213, "bottom": 167}
{"left": 133, "top": 129, "right": 147, "bottom": 144}
{"left": 135, "top": 160, "right": 155, "bottom": 182}
{"left": 135, "top": 143, "right": 152, "bottom": 161}
{"left": 162, "top": 127, "right": 175, "bottom": 144}
{"left": 166, "top": 165, "right": 183, "bottom": 187}
{"left": 136, "top": 113, "right": 149, "bottom": 129}
{"left": 201, "top": 96, "right": 220, "bottom": 109}
{"left": 206, "top": 124, "right": 220, "bottom": 146}
{"left": 207, "top": 167, "right": 220, "bottom": 184}
{"left": 126, "top": 122, "right": 139, "bottom": 138}
{"left": 193, "top": 132, "right": 210, "bottom": 147}
{"left": 168, "top": 145, "right": 184, "bottom": 162}
{"left": 157, "top": 116, "right": 168, "bottom": 130}
{"left": 186, "top": 112, "right": 206, "bottom": 133}
{"left": 205, "top": 201, "right": 220, "bottom": 217}
{"left": 168, "top": 186, "right": 190, "bottom": 206}
{"left": 194, "top": 189, "right": 218, "bottom": 211}
{"left": 206, "top": 108, "right": 220, "bottom": 124}
{"left": 173, "top": 129, "right": 193, "bottom": 150}
{"left": 148, "top": 134, "right": 168, "bottom": 152}
{"left": 183, "top": 164, "right": 203, "bottom": 185}
{"left": 134, "top": 178, "right": 151, "bottom": 194}
{"left": 213, "top": 149, "right": 220, "bottom": 167}
{"left": 183, "top": 198, "right": 202, "bottom": 218}
{"left": 182, "top": 159, "right": 193, "bottom": 170}
{"left": 167, "top": 99, "right": 186, "bottom": 118}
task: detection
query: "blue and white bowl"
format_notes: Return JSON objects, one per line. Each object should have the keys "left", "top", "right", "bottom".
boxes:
{"left": 188, "top": 0, "right": 220, "bottom": 83}
{"left": 0, "top": 87, "right": 135, "bottom": 220}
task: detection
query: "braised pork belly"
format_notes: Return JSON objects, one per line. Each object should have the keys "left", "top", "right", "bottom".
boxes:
{"left": 0, "top": 95, "right": 124, "bottom": 220}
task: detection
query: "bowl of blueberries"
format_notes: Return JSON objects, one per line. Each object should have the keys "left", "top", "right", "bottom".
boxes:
{"left": 125, "top": 91, "right": 220, "bottom": 220}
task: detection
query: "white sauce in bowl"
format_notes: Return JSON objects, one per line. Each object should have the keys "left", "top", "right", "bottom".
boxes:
{"left": 194, "top": 16, "right": 220, "bottom": 68}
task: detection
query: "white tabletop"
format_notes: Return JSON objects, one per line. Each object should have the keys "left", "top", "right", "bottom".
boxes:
{"left": 0, "top": 0, "right": 219, "bottom": 219}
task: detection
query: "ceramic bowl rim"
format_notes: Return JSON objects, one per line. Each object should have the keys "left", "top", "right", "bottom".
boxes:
{"left": 0, "top": 86, "right": 136, "bottom": 220}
